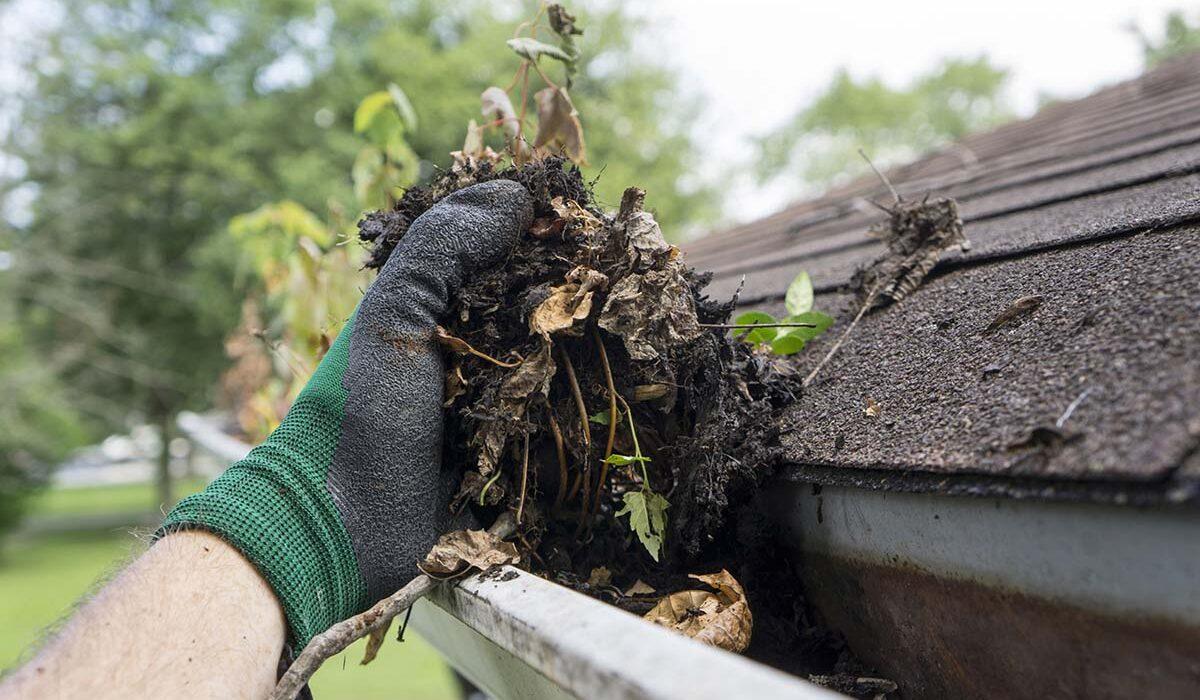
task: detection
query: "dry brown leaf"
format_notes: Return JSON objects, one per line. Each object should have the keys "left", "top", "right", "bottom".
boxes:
{"left": 529, "top": 267, "right": 608, "bottom": 338}
{"left": 360, "top": 618, "right": 392, "bottom": 666}
{"left": 434, "top": 326, "right": 472, "bottom": 354}
{"left": 598, "top": 262, "right": 702, "bottom": 361}
{"left": 444, "top": 360, "right": 467, "bottom": 407}
{"left": 624, "top": 210, "right": 671, "bottom": 271}
{"left": 481, "top": 86, "right": 520, "bottom": 141}
{"left": 587, "top": 566, "right": 612, "bottom": 587}
{"left": 643, "top": 569, "right": 752, "bottom": 652}
{"left": 864, "top": 397, "right": 881, "bottom": 418}
{"left": 624, "top": 580, "right": 656, "bottom": 596}
{"left": 550, "top": 196, "right": 602, "bottom": 237}
{"left": 419, "top": 528, "right": 520, "bottom": 577}
{"left": 533, "top": 86, "right": 587, "bottom": 164}
{"left": 632, "top": 384, "right": 671, "bottom": 402}
{"left": 529, "top": 216, "right": 565, "bottom": 239}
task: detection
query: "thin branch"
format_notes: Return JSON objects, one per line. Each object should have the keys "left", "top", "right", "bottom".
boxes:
{"left": 558, "top": 345, "right": 592, "bottom": 531}
{"left": 589, "top": 327, "right": 618, "bottom": 519}
{"left": 803, "top": 285, "right": 880, "bottom": 388}
{"left": 516, "top": 429, "right": 530, "bottom": 524}
{"left": 699, "top": 322, "right": 817, "bottom": 330}
{"left": 271, "top": 577, "right": 433, "bottom": 700}
{"left": 271, "top": 515, "right": 516, "bottom": 700}
{"left": 859, "top": 148, "right": 899, "bottom": 205}
{"left": 548, "top": 409, "right": 569, "bottom": 509}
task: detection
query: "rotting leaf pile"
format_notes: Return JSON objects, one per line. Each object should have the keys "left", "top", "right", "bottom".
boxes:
{"left": 358, "top": 157, "right": 799, "bottom": 580}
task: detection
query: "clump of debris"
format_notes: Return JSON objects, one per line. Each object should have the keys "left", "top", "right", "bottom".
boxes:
{"left": 357, "top": 156, "right": 924, "bottom": 697}
{"left": 360, "top": 156, "right": 794, "bottom": 573}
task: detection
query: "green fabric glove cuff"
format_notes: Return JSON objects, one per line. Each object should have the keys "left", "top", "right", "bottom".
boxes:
{"left": 159, "top": 319, "right": 366, "bottom": 647}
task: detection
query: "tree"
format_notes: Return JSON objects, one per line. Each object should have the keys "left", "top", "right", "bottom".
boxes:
{"left": 1130, "top": 10, "right": 1200, "bottom": 67}
{"left": 754, "top": 56, "right": 1011, "bottom": 192}
{"left": 0, "top": 249, "right": 89, "bottom": 537}
{"left": 3, "top": 0, "right": 716, "bottom": 508}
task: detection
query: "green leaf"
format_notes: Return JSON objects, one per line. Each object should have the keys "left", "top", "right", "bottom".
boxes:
{"left": 589, "top": 408, "right": 623, "bottom": 426}
{"left": 354, "top": 91, "right": 393, "bottom": 134}
{"left": 507, "top": 37, "right": 575, "bottom": 64}
{"left": 616, "top": 489, "right": 669, "bottom": 562}
{"left": 780, "top": 311, "right": 835, "bottom": 341}
{"left": 733, "top": 311, "right": 777, "bottom": 344}
{"left": 387, "top": 83, "right": 418, "bottom": 132}
{"left": 770, "top": 334, "right": 805, "bottom": 355}
{"left": 785, "top": 271, "right": 814, "bottom": 315}
{"left": 605, "top": 453, "right": 650, "bottom": 466}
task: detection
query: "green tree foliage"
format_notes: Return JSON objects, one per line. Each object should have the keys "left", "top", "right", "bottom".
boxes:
{"left": 755, "top": 57, "right": 1011, "bottom": 190}
{"left": 0, "top": 258, "right": 88, "bottom": 536}
{"left": 2, "top": 0, "right": 715, "bottom": 493}
{"left": 1130, "top": 10, "right": 1200, "bottom": 67}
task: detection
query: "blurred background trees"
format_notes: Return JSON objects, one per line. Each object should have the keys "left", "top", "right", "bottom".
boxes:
{"left": 0, "top": 0, "right": 716, "bottom": 523}
{"left": 753, "top": 56, "right": 1012, "bottom": 191}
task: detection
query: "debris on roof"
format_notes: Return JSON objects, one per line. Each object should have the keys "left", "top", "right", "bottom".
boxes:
{"left": 686, "top": 52, "right": 1200, "bottom": 503}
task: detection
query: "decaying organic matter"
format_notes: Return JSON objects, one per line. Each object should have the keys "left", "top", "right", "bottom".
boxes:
{"left": 351, "top": 156, "right": 958, "bottom": 697}
{"left": 358, "top": 157, "right": 797, "bottom": 580}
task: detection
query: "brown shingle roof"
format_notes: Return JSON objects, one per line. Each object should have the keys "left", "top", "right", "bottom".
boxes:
{"left": 685, "top": 52, "right": 1200, "bottom": 503}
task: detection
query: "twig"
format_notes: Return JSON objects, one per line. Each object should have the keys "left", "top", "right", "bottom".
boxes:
{"left": 859, "top": 148, "right": 899, "bottom": 205}
{"left": 271, "top": 577, "right": 434, "bottom": 700}
{"left": 1056, "top": 387, "right": 1093, "bottom": 428}
{"left": 547, "top": 409, "right": 569, "bottom": 509}
{"left": 559, "top": 345, "right": 593, "bottom": 533}
{"left": 699, "top": 322, "right": 817, "bottom": 330}
{"left": 516, "top": 429, "right": 530, "bottom": 524}
{"left": 590, "top": 327, "right": 618, "bottom": 519}
{"left": 803, "top": 285, "right": 880, "bottom": 388}
{"left": 271, "top": 515, "right": 517, "bottom": 700}
{"left": 434, "top": 328, "right": 522, "bottom": 368}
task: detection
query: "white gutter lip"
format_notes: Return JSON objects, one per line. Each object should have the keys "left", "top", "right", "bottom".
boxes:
{"left": 414, "top": 565, "right": 840, "bottom": 700}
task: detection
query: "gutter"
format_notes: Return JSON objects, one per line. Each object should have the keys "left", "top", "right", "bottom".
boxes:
{"left": 767, "top": 481, "right": 1200, "bottom": 698}
{"left": 177, "top": 413, "right": 836, "bottom": 699}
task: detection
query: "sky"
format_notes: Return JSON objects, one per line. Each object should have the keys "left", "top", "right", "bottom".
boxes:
{"left": 635, "top": 0, "right": 1196, "bottom": 223}
{"left": 1, "top": 0, "right": 1195, "bottom": 227}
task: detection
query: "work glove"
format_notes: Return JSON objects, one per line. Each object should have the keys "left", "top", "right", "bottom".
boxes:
{"left": 162, "top": 180, "right": 534, "bottom": 647}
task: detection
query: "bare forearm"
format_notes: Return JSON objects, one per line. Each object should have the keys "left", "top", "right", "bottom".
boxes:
{"left": 1, "top": 531, "right": 286, "bottom": 700}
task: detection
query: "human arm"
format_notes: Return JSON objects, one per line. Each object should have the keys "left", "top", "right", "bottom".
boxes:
{"left": 0, "top": 531, "right": 286, "bottom": 699}
{"left": 1, "top": 179, "right": 533, "bottom": 699}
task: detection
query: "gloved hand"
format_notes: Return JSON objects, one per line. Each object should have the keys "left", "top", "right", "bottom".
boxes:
{"left": 162, "top": 180, "right": 534, "bottom": 647}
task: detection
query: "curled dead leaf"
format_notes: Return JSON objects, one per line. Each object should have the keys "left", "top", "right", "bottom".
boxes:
{"left": 623, "top": 210, "right": 671, "bottom": 271}
{"left": 444, "top": 360, "right": 467, "bottom": 407}
{"left": 587, "top": 566, "right": 612, "bottom": 587}
{"left": 419, "top": 528, "right": 520, "bottom": 577}
{"left": 598, "top": 263, "right": 702, "bottom": 361}
{"left": 643, "top": 570, "right": 752, "bottom": 652}
{"left": 529, "top": 267, "right": 609, "bottom": 338}
{"left": 481, "top": 86, "right": 520, "bottom": 142}
{"left": 624, "top": 579, "right": 656, "bottom": 596}
{"left": 533, "top": 86, "right": 587, "bottom": 165}
{"left": 864, "top": 397, "right": 881, "bottom": 418}
{"left": 550, "top": 196, "right": 602, "bottom": 237}
{"left": 632, "top": 384, "right": 671, "bottom": 402}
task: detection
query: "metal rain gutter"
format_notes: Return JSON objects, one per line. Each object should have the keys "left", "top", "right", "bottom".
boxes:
{"left": 767, "top": 481, "right": 1200, "bottom": 698}
{"left": 177, "top": 413, "right": 835, "bottom": 699}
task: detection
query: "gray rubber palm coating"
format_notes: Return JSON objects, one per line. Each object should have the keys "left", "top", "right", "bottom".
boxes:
{"left": 327, "top": 180, "right": 533, "bottom": 602}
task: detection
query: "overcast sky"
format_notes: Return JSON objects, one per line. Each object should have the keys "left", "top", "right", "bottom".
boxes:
{"left": 636, "top": 0, "right": 1195, "bottom": 223}
{"left": 2, "top": 1, "right": 1195, "bottom": 229}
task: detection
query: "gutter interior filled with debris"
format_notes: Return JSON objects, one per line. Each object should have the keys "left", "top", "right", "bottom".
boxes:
{"left": 355, "top": 155, "right": 965, "bottom": 698}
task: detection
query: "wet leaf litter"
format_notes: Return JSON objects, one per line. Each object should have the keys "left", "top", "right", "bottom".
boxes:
{"left": 355, "top": 156, "right": 962, "bottom": 696}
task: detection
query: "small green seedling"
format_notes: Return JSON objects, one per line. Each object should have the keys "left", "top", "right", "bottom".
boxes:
{"left": 607, "top": 403, "right": 668, "bottom": 561}
{"left": 732, "top": 271, "right": 834, "bottom": 355}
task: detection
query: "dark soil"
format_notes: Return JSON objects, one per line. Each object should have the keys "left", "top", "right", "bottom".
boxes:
{"left": 359, "top": 157, "right": 891, "bottom": 696}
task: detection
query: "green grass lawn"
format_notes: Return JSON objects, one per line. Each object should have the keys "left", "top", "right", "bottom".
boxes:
{"left": 0, "top": 481, "right": 458, "bottom": 699}
{"left": 28, "top": 477, "right": 210, "bottom": 519}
